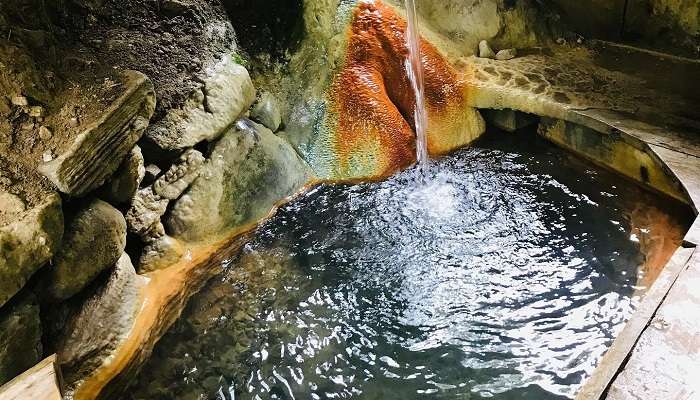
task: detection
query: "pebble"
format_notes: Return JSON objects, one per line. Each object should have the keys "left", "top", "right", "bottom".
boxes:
{"left": 11, "top": 96, "right": 28, "bottom": 106}
{"left": 28, "top": 106, "right": 45, "bottom": 118}
{"left": 42, "top": 150, "right": 54, "bottom": 162}
{"left": 478, "top": 40, "right": 496, "bottom": 59}
{"left": 39, "top": 126, "right": 52, "bottom": 141}
{"left": 20, "top": 121, "right": 35, "bottom": 131}
{"left": 495, "top": 48, "right": 517, "bottom": 60}
{"left": 69, "top": 117, "right": 80, "bottom": 127}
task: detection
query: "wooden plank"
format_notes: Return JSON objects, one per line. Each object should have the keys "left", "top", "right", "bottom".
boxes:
{"left": 0, "top": 354, "right": 62, "bottom": 400}
{"left": 575, "top": 247, "right": 696, "bottom": 400}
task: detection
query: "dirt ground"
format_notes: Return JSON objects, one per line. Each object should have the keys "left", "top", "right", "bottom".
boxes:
{"left": 0, "top": 0, "right": 236, "bottom": 202}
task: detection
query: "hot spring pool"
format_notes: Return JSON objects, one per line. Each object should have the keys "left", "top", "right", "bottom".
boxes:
{"left": 127, "top": 130, "right": 689, "bottom": 400}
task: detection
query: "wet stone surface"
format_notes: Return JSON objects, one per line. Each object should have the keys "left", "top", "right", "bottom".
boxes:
{"left": 126, "top": 129, "right": 690, "bottom": 400}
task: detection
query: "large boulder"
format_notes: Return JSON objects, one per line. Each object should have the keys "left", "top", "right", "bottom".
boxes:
{"left": 38, "top": 71, "right": 156, "bottom": 196}
{"left": 167, "top": 119, "right": 313, "bottom": 242}
{"left": 144, "top": 55, "right": 256, "bottom": 151}
{"left": 0, "top": 193, "right": 63, "bottom": 308}
{"left": 47, "top": 199, "right": 127, "bottom": 301}
{"left": 0, "top": 290, "right": 42, "bottom": 385}
{"left": 57, "top": 252, "right": 147, "bottom": 397}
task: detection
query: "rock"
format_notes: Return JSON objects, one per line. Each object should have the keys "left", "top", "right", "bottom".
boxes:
{"left": 142, "top": 164, "right": 161, "bottom": 186}
{"left": 125, "top": 187, "right": 169, "bottom": 238}
{"left": 152, "top": 149, "right": 205, "bottom": 200}
{"left": 139, "top": 234, "right": 185, "bottom": 273}
{"left": 41, "top": 150, "right": 53, "bottom": 162}
{"left": 38, "top": 126, "right": 52, "bottom": 141}
{"left": 47, "top": 199, "right": 127, "bottom": 301}
{"left": 495, "top": 48, "right": 517, "bottom": 60}
{"left": 38, "top": 70, "right": 156, "bottom": 197}
{"left": 101, "top": 146, "right": 145, "bottom": 205}
{"left": 0, "top": 290, "right": 42, "bottom": 385}
{"left": 161, "top": 0, "right": 192, "bottom": 16}
{"left": 57, "top": 253, "right": 147, "bottom": 396}
{"left": 478, "top": 40, "right": 496, "bottom": 58}
{"left": 250, "top": 92, "right": 282, "bottom": 132}
{"left": 144, "top": 55, "right": 256, "bottom": 151}
{"left": 10, "top": 96, "right": 28, "bottom": 107}
{"left": 28, "top": 106, "right": 44, "bottom": 118}
{"left": 0, "top": 193, "right": 63, "bottom": 308}
{"left": 167, "top": 119, "right": 312, "bottom": 242}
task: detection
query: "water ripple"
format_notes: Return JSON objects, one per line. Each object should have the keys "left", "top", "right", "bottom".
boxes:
{"left": 127, "top": 132, "right": 689, "bottom": 400}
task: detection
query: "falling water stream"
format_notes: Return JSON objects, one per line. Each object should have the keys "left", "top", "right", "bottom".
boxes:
{"left": 404, "top": 0, "right": 429, "bottom": 170}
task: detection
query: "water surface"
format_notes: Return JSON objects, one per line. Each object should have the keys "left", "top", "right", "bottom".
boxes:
{"left": 127, "top": 130, "right": 690, "bottom": 400}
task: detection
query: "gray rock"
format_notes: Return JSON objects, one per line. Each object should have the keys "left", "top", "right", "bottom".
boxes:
{"left": 161, "top": 0, "right": 192, "bottom": 16}
{"left": 125, "top": 187, "right": 169, "bottom": 238}
{"left": 152, "top": 149, "right": 205, "bottom": 200}
{"left": 139, "top": 234, "right": 185, "bottom": 273}
{"left": 250, "top": 92, "right": 282, "bottom": 132}
{"left": 47, "top": 199, "right": 127, "bottom": 301}
{"left": 143, "top": 164, "right": 162, "bottom": 187}
{"left": 478, "top": 40, "right": 496, "bottom": 59}
{"left": 101, "top": 145, "right": 145, "bottom": 205}
{"left": 144, "top": 55, "right": 256, "bottom": 151}
{"left": 0, "top": 290, "right": 42, "bottom": 385}
{"left": 10, "top": 96, "right": 28, "bottom": 107}
{"left": 495, "top": 48, "right": 517, "bottom": 60}
{"left": 0, "top": 193, "right": 63, "bottom": 308}
{"left": 28, "top": 106, "right": 44, "bottom": 118}
{"left": 38, "top": 71, "right": 156, "bottom": 197}
{"left": 38, "top": 126, "right": 52, "bottom": 141}
{"left": 167, "top": 119, "right": 313, "bottom": 242}
{"left": 58, "top": 252, "right": 147, "bottom": 395}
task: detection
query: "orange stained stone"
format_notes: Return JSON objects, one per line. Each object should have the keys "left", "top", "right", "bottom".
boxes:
{"left": 329, "top": 0, "right": 474, "bottom": 177}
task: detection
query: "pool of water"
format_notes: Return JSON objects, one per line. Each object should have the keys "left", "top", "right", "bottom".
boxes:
{"left": 126, "top": 130, "right": 690, "bottom": 400}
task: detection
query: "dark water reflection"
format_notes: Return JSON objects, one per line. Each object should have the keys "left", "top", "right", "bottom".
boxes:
{"left": 127, "top": 131, "right": 689, "bottom": 400}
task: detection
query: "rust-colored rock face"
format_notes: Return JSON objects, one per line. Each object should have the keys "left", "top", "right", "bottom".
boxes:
{"left": 329, "top": 0, "right": 483, "bottom": 178}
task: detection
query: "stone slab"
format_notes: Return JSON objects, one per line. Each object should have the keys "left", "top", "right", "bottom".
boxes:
{"left": 606, "top": 248, "right": 700, "bottom": 400}
{"left": 575, "top": 246, "right": 695, "bottom": 400}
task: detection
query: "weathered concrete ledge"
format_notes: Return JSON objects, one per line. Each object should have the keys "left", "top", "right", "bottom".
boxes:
{"left": 448, "top": 38, "right": 700, "bottom": 400}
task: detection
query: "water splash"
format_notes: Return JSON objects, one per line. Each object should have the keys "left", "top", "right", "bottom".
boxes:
{"left": 404, "top": 0, "right": 429, "bottom": 171}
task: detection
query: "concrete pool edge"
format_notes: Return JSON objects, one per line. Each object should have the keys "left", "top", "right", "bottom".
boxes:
{"left": 522, "top": 110, "right": 700, "bottom": 399}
